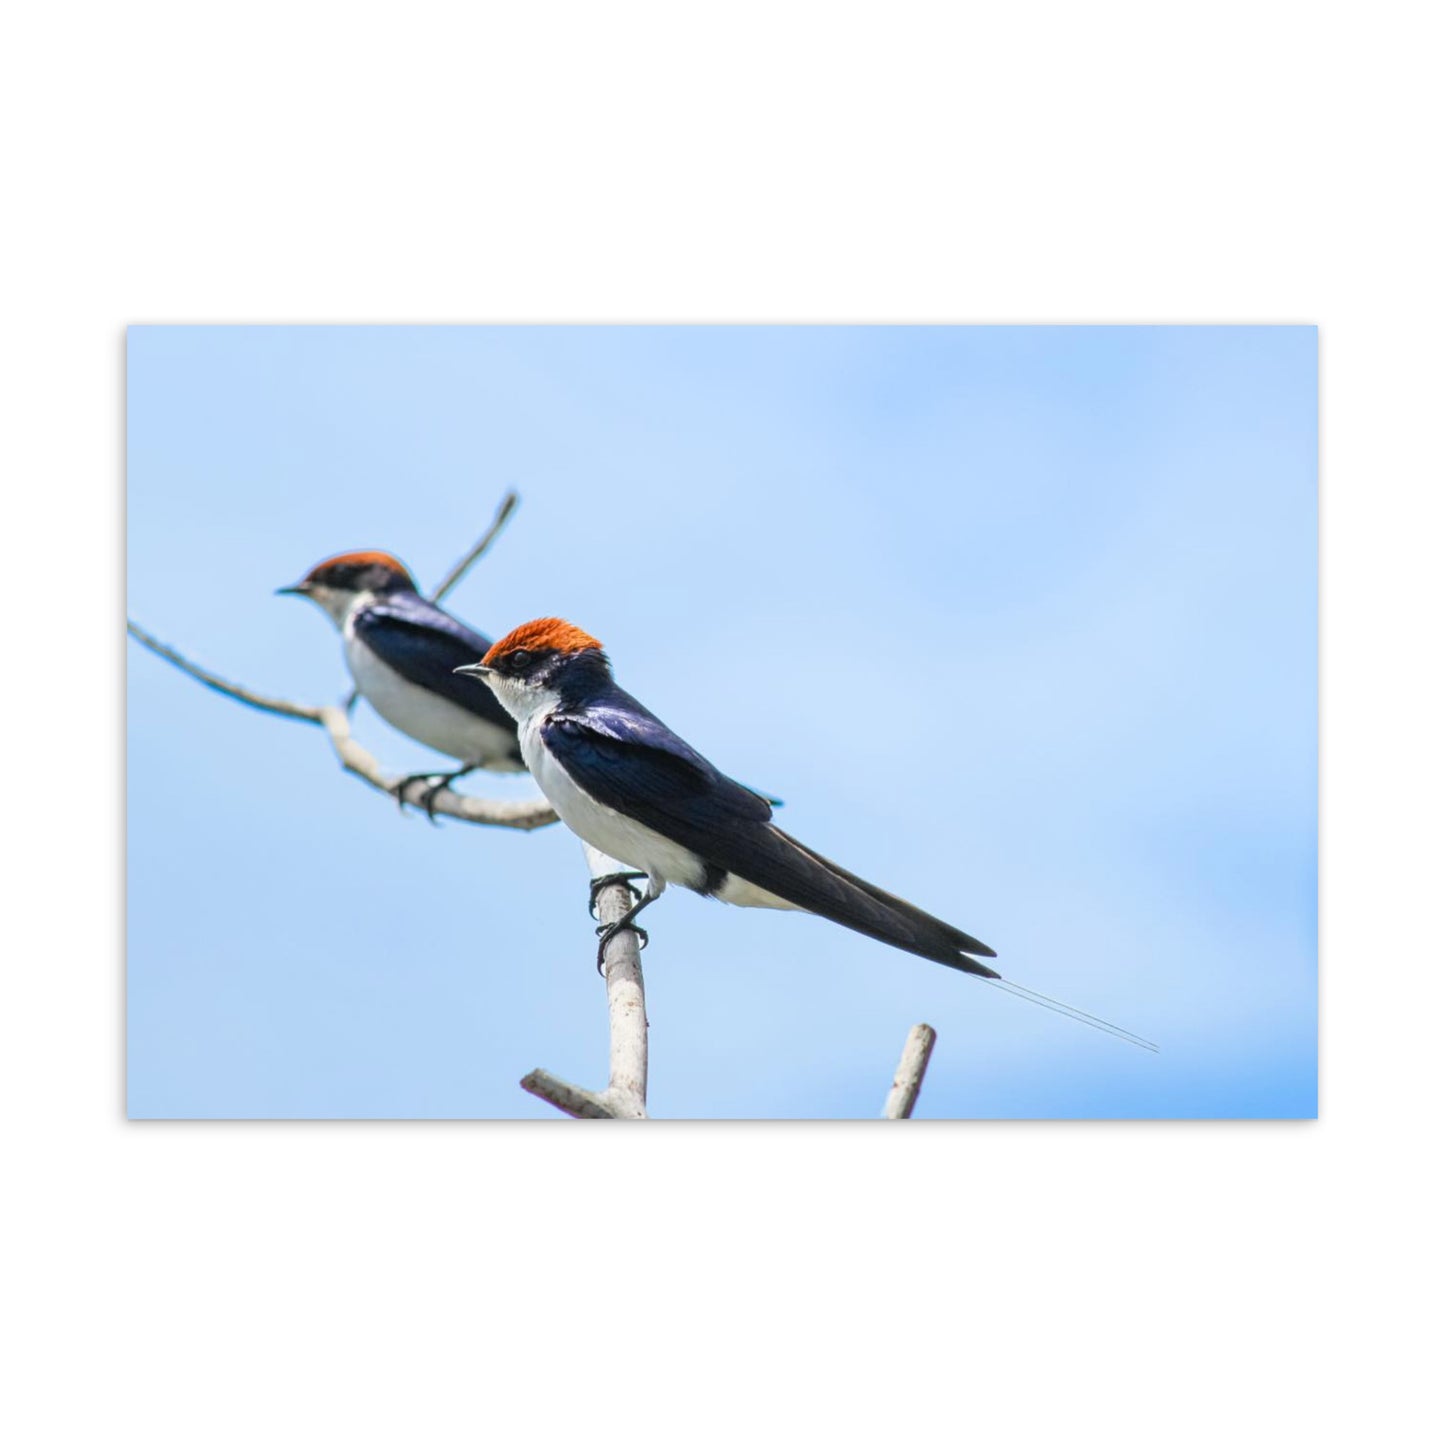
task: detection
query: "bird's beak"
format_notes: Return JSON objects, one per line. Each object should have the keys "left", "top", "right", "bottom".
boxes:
{"left": 276, "top": 582, "right": 310, "bottom": 597}
{"left": 454, "top": 662, "right": 495, "bottom": 681}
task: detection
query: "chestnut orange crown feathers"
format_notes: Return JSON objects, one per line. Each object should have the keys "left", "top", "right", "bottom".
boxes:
{"left": 305, "top": 550, "right": 415, "bottom": 586}
{"left": 483, "top": 618, "right": 604, "bottom": 666}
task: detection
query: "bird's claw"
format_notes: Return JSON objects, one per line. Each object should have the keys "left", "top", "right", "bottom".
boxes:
{"left": 595, "top": 920, "right": 649, "bottom": 974}
{"left": 392, "top": 768, "right": 473, "bottom": 823}
{"left": 588, "top": 873, "right": 653, "bottom": 972}
{"left": 587, "top": 871, "right": 647, "bottom": 921}
{"left": 392, "top": 772, "right": 445, "bottom": 823}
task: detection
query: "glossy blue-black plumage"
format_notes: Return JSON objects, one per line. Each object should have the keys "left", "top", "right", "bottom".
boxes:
{"left": 548, "top": 680, "right": 775, "bottom": 827}
{"left": 540, "top": 667, "right": 998, "bottom": 976}
{"left": 352, "top": 590, "right": 521, "bottom": 745}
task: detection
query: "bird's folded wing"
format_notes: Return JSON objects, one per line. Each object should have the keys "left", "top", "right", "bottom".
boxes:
{"left": 353, "top": 599, "right": 516, "bottom": 728}
{"left": 544, "top": 706, "right": 774, "bottom": 828}
{"left": 543, "top": 708, "right": 997, "bottom": 972}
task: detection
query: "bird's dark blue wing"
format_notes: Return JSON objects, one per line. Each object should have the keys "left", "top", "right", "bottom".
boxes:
{"left": 352, "top": 594, "right": 517, "bottom": 733}
{"left": 543, "top": 701, "right": 997, "bottom": 974}
{"left": 544, "top": 700, "right": 773, "bottom": 831}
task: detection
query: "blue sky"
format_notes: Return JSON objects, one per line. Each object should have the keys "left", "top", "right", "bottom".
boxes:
{"left": 126, "top": 325, "right": 1316, "bottom": 1118}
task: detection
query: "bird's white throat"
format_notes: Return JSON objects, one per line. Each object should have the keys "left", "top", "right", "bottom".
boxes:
{"left": 481, "top": 673, "right": 558, "bottom": 728}
{"left": 304, "top": 585, "right": 374, "bottom": 630}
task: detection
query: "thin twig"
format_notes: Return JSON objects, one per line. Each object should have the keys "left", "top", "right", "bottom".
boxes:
{"left": 127, "top": 621, "right": 321, "bottom": 723}
{"left": 520, "top": 846, "right": 650, "bottom": 1119}
{"left": 127, "top": 620, "right": 557, "bottom": 831}
{"left": 883, "top": 1023, "right": 937, "bottom": 1119}
{"left": 430, "top": 490, "right": 520, "bottom": 604}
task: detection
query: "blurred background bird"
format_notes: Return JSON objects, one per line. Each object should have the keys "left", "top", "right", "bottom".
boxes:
{"left": 280, "top": 550, "right": 525, "bottom": 813}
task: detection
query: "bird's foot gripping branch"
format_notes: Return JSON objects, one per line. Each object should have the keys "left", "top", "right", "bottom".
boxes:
{"left": 516, "top": 851, "right": 942, "bottom": 1121}
{"left": 126, "top": 620, "right": 557, "bottom": 830}
{"left": 520, "top": 848, "right": 652, "bottom": 1120}
{"left": 588, "top": 870, "right": 654, "bottom": 974}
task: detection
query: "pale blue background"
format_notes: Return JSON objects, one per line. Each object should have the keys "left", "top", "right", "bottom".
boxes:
{"left": 126, "top": 326, "right": 1317, "bottom": 1118}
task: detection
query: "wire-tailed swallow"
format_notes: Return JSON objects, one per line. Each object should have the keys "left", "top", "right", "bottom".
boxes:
{"left": 281, "top": 551, "right": 525, "bottom": 810}
{"left": 456, "top": 617, "right": 996, "bottom": 970}
{"left": 456, "top": 618, "right": 1156, "bottom": 1051}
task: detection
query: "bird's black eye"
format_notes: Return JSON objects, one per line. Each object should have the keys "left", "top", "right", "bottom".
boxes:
{"left": 508, "top": 648, "right": 532, "bottom": 670}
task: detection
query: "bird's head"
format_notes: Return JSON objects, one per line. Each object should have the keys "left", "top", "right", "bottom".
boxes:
{"left": 278, "top": 550, "right": 417, "bottom": 626}
{"left": 454, "top": 618, "right": 608, "bottom": 721}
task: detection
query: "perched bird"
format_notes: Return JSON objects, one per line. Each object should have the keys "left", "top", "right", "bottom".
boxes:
{"left": 456, "top": 618, "right": 1155, "bottom": 1051}
{"left": 280, "top": 550, "right": 525, "bottom": 812}
{"left": 455, "top": 617, "right": 998, "bottom": 972}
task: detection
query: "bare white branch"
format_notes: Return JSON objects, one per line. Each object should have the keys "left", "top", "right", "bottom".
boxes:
{"left": 310, "top": 701, "right": 557, "bottom": 829}
{"left": 127, "top": 620, "right": 558, "bottom": 831}
{"left": 520, "top": 846, "right": 650, "bottom": 1119}
{"left": 883, "top": 1023, "right": 938, "bottom": 1119}
{"left": 516, "top": 1070, "right": 619, "bottom": 1119}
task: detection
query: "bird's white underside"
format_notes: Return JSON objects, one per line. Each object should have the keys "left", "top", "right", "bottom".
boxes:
{"left": 313, "top": 590, "right": 524, "bottom": 770}
{"left": 495, "top": 674, "right": 797, "bottom": 910}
